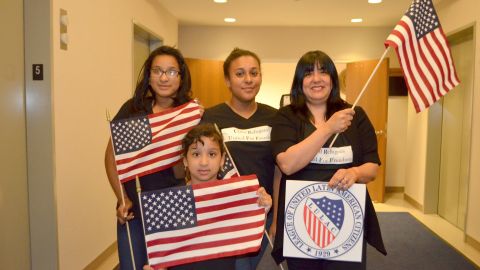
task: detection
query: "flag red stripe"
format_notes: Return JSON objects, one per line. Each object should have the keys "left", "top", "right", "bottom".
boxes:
{"left": 117, "top": 148, "right": 182, "bottom": 175}
{"left": 431, "top": 30, "right": 457, "bottom": 88}
{"left": 116, "top": 140, "right": 182, "bottom": 166}
{"left": 148, "top": 232, "right": 263, "bottom": 258}
{"left": 197, "top": 208, "right": 265, "bottom": 226}
{"left": 422, "top": 37, "right": 447, "bottom": 98}
{"left": 392, "top": 24, "right": 429, "bottom": 111}
{"left": 119, "top": 159, "right": 181, "bottom": 183}
{"left": 195, "top": 185, "right": 259, "bottom": 203}
{"left": 151, "top": 114, "right": 201, "bottom": 138}
{"left": 385, "top": 2, "right": 460, "bottom": 112}
{"left": 148, "top": 106, "right": 200, "bottom": 127}
{"left": 418, "top": 38, "right": 441, "bottom": 100}
{"left": 194, "top": 174, "right": 257, "bottom": 189}
{"left": 151, "top": 124, "right": 197, "bottom": 144}
{"left": 146, "top": 101, "right": 196, "bottom": 120}
{"left": 393, "top": 28, "right": 426, "bottom": 111}
{"left": 151, "top": 246, "right": 261, "bottom": 269}
{"left": 147, "top": 220, "right": 264, "bottom": 246}
{"left": 196, "top": 197, "right": 259, "bottom": 214}
{"left": 401, "top": 20, "right": 436, "bottom": 106}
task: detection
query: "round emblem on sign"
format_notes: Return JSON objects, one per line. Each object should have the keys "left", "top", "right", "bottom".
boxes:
{"left": 284, "top": 182, "right": 364, "bottom": 259}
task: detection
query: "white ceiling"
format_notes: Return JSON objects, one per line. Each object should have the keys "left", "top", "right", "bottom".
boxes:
{"left": 157, "top": 0, "right": 445, "bottom": 27}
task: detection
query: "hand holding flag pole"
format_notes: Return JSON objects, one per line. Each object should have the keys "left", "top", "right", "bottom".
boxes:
{"left": 330, "top": 0, "right": 459, "bottom": 148}
{"left": 328, "top": 48, "right": 390, "bottom": 148}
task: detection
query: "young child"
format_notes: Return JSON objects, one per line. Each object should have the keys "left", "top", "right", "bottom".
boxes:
{"left": 144, "top": 123, "right": 272, "bottom": 270}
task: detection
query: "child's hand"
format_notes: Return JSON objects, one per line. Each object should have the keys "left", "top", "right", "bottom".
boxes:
{"left": 256, "top": 187, "right": 272, "bottom": 213}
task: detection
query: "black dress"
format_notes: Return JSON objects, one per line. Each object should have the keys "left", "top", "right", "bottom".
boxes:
{"left": 270, "top": 105, "right": 387, "bottom": 270}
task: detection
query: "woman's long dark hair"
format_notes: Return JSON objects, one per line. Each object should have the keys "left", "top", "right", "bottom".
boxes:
{"left": 290, "top": 50, "right": 348, "bottom": 123}
{"left": 132, "top": 45, "right": 192, "bottom": 112}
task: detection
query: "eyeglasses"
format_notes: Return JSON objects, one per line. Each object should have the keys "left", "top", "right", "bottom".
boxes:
{"left": 150, "top": 67, "right": 180, "bottom": 78}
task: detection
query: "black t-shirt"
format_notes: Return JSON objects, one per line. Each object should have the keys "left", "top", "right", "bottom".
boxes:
{"left": 112, "top": 98, "right": 183, "bottom": 219}
{"left": 270, "top": 105, "right": 386, "bottom": 264}
{"left": 202, "top": 103, "right": 277, "bottom": 196}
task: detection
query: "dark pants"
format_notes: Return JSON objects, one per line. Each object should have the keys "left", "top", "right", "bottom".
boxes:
{"left": 235, "top": 212, "right": 274, "bottom": 270}
{"left": 117, "top": 218, "right": 148, "bottom": 270}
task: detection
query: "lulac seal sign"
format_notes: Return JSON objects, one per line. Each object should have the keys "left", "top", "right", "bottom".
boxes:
{"left": 283, "top": 180, "right": 366, "bottom": 262}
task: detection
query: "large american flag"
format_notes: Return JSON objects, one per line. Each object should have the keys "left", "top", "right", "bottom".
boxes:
{"left": 140, "top": 174, "right": 265, "bottom": 268}
{"left": 110, "top": 101, "right": 201, "bottom": 183}
{"left": 385, "top": 0, "right": 459, "bottom": 113}
{"left": 304, "top": 197, "right": 344, "bottom": 249}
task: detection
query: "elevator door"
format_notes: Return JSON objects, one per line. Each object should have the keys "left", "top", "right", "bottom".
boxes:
{"left": 437, "top": 28, "right": 474, "bottom": 229}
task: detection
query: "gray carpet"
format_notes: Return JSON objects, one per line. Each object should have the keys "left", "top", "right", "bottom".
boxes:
{"left": 258, "top": 212, "right": 479, "bottom": 270}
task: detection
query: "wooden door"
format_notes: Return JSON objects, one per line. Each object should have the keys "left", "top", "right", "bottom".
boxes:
{"left": 185, "top": 58, "right": 231, "bottom": 108}
{"left": 345, "top": 58, "right": 389, "bottom": 202}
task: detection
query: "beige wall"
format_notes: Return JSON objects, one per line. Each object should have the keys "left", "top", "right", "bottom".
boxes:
{"left": 386, "top": 97, "right": 408, "bottom": 187}
{"left": 49, "top": 0, "right": 178, "bottom": 268}
{"left": 0, "top": 0, "right": 30, "bottom": 268}
{"left": 179, "top": 26, "right": 396, "bottom": 63}
{"left": 436, "top": 0, "right": 480, "bottom": 243}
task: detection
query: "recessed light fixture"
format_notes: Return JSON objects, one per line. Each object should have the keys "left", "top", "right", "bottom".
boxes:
{"left": 214, "top": 0, "right": 227, "bottom": 3}
{"left": 224, "top": 17, "right": 236, "bottom": 23}
{"left": 351, "top": 18, "right": 363, "bottom": 23}
{"left": 368, "top": 0, "right": 382, "bottom": 3}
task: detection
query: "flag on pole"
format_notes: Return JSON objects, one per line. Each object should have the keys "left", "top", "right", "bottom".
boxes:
{"left": 140, "top": 174, "right": 265, "bottom": 268}
{"left": 110, "top": 101, "right": 201, "bottom": 183}
{"left": 385, "top": 0, "right": 459, "bottom": 113}
{"left": 217, "top": 149, "right": 239, "bottom": 179}
{"left": 213, "top": 123, "right": 239, "bottom": 179}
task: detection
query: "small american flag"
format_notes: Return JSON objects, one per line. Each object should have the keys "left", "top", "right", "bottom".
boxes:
{"left": 385, "top": 0, "right": 459, "bottom": 113}
{"left": 304, "top": 197, "right": 344, "bottom": 248}
{"left": 110, "top": 101, "right": 201, "bottom": 182}
{"left": 217, "top": 149, "right": 239, "bottom": 179}
{"left": 140, "top": 174, "right": 265, "bottom": 268}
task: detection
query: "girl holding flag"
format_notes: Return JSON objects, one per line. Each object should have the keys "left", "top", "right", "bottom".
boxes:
{"left": 105, "top": 45, "right": 197, "bottom": 269}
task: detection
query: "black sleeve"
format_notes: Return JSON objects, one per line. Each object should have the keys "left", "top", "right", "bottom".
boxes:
{"left": 271, "top": 106, "right": 301, "bottom": 159}
{"left": 112, "top": 99, "right": 135, "bottom": 121}
{"left": 354, "top": 106, "right": 380, "bottom": 165}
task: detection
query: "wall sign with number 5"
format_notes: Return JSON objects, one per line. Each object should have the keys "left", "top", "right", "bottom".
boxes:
{"left": 33, "top": 64, "right": 43, "bottom": 80}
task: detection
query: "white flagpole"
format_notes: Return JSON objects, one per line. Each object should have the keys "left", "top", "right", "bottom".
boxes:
{"left": 213, "top": 123, "right": 240, "bottom": 175}
{"left": 107, "top": 110, "right": 137, "bottom": 270}
{"left": 136, "top": 176, "right": 150, "bottom": 269}
{"left": 329, "top": 47, "right": 390, "bottom": 148}
{"left": 214, "top": 122, "right": 284, "bottom": 270}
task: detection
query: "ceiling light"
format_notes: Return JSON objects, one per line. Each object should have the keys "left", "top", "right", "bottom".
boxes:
{"left": 214, "top": 0, "right": 227, "bottom": 3}
{"left": 224, "top": 17, "right": 236, "bottom": 23}
{"left": 368, "top": 0, "right": 382, "bottom": 3}
{"left": 351, "top": 18, "right": 363, "bottom": 23}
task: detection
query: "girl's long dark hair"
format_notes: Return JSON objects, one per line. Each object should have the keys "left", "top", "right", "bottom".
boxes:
{"left": 132, "top": 45, "right": 192, "bottom": 112}
{"left": 290, "top": 50, "right": 348, "bottom": 123}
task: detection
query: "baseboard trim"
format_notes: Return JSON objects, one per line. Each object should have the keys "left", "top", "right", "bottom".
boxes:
{"left": 84, "top": 242, "right": 117, "bottom": 270}
{"left": 385, "top": 186, "right": 404, "bottom": 193}
{"left": 403, "top": 193, "right": 423, "bottom": 211}
{"left": 466, "top": 234, "right": 480, "bottom": 252}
